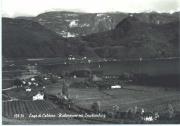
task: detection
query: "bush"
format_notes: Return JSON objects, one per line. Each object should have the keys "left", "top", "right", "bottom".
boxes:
{"left": 13, "top": 79, "right": 23, "bottom": 88}
{"left": 167, "top": 104, "right": 175, "bottom": 119}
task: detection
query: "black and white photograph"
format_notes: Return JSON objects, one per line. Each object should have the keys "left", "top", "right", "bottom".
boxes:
{"left": 1, "top": 0, "right": 180, "bottom": 124}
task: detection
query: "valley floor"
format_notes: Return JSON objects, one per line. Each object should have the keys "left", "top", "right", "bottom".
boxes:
{"left": 46, "top": 84, "right": 180, "bottom": 113}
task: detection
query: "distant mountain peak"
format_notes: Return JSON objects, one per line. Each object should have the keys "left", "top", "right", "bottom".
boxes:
{"left": 115, "top": 15, "right": 141, "bottom": 28}
{"left": 32, "top": 11, "right": 178, "bottom": 38}
{"left": 113, "top": 16, "right": 145, "bottom": 38}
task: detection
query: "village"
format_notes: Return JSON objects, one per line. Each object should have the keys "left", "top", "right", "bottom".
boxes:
{"left": 2, "top": 59, "right": 180, "bottom": 124}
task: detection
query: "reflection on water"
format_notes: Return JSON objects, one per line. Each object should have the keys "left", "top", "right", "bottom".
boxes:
{"left": 40, "top": 59, "right": 180, "bottom": 76}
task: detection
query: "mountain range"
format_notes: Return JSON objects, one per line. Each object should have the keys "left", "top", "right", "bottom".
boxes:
{"left": 2, "top": 18, "right": 97, "bottom": 58}
{"left": 2, "top": 11, "right": 180, "bottom": 59}
{"left": 82, "top": 16, "right": 179, "bottom": 58}
{"left": 33, "top": 11, "right": 179, "bottom": 38}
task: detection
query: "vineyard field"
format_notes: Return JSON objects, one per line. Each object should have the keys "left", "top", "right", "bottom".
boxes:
{"left": 2, "top": 100, "right": 62, "bottom": 119}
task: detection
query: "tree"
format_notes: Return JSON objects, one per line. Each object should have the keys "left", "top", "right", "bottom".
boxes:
{"left": 167, "top": 104, "right": 175, "bottom": 119}
{"left": 62, "top": 80, "right": 69, "bottom": 98}
{"left": 126, "top": 107, "right": 134, "bottom": 119}
{"left": 112, "top": 105, "right": 120, "bottom": 118}
{"left": 91, "top": 101, "right": 101, "bottom": 113}
{"left": 50, "top": 74, "right": 58, "bottom": 83}
{"left": 14, "top": 79, "right": 22, "bottom": 88}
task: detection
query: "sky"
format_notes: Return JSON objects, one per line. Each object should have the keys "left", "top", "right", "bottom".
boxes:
{"left": 2, "top": 0, "right": 180, "bottom": 17}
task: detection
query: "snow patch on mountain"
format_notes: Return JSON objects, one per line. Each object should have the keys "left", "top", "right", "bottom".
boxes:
{"left": 65, "top": 13, "right": 78, "bottom": 17}
{"left": 97, "top": 13, "right": 106, "bottom": 17}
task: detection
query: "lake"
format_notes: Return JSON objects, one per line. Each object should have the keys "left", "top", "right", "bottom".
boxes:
{"left": 39, "top": 58, "right": 180, "bottom": 76}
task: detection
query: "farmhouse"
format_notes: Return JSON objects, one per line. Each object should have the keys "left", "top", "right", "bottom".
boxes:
{"left": 73, "top": 75, "right": 77, "bottom": 79}
{"left": 111, "top": 85, "right": 122, "bottom": 89}
{"left": 33, "top": 82, "right": 39, "bottom": 87}
{"left": 25, "top": 87, "right": 31, "bottom": 92}
{"left": 141, "top": 112, "right": 158, "bottom": 122}
{"left": 31, "top": 77, "right": 35, "bottom": 81}
{"left": 22, "top": 81, "right": 26, "bottom": 85}
{"left": 44, "top": 77, "right": 49, "bottom": 80}
{"left": 28, "top": 82, "right": 32, "bottom": 86}
{"left": 143, "top": 116, "right": 154, "bottom": 122}
{"left": 33, "top": 92, "right": 44, "bottom": 101}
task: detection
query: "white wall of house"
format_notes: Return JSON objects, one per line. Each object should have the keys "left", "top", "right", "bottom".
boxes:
{"left": 33, "top": 93, "right": 44, "bottom": 100}
{"left": 111, "top": 85, "right": 121, "bottom": 89}
{"left": 26, "top": 88, "right": 31, "bottom": 92}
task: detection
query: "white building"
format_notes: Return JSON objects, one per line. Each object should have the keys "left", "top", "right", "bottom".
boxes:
{"left": 44, "top": 77, "right": 48, "bottom": 80}
{"left": 28, "top": 82, "right": 32, "bottom": 86}
{"left": 73, "top": 75, "right": 77, "bottom": 79}
{"left": 33, "top": 83, "right": 39, "bottom": 87}
{"left": 33, "top": 92, "right": 44, "bottom": 101}
{"left": 31, "top": 78, "right": 35, "bottom": 81}
{"left": 25, "top": 88, "right": 31, "bottom": 92}
{"left": 22, "top": 81, "right": 26, "bottom": 85}
{"left": 143, "top": 116, "right": 154, "bottom": 122}
{"left": 111, "top": 85, "right": 122, "bottom": 89}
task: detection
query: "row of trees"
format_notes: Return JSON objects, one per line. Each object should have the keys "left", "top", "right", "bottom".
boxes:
{"left": 90, "top": 102, "right": 177, "bottom": 120}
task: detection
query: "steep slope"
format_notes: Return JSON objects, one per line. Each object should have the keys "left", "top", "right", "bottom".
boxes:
{"left": 2, "top": 18, "right": 98, "bottom": 58}
{"left": 33, "top": 11, "right": 122, "bottom": 37}
{"left": 82, "top": 16, "right": 179, "bottom": 58}
{"left": 33, "top": 11, "right": 179, "bottom": 37}
{"left": 3, "top": 13, "right": 179, "bottom": 59}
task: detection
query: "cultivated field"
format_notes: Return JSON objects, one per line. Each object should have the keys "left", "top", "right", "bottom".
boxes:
{"left": 46, "top": 84, "right": 180, "bottom": 113}
{"left": 2, "top": 59, "right": 180, "bottom": 124}
{"left": 2, "top": 100, "right": 60, "bottom": 118}
{"left": 2, "top": 100, "right": 90, "bottom": 125}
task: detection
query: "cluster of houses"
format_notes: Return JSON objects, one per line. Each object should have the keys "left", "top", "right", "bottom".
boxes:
{"left": 24, "top": 77, "right": 46, "bottom": 101}
{"left": 15, "top": 76, "right": 48, "bottom": 101}
{"left": 141, "top": 112, "right": 159, "bottom": 122}
{"left": 21, "top": 77, "right": 41, "bottom": 92}
{"left": 108, "top": 105, "right": 160, "bottom": 122}
{"left": 68, "top": 55, "right": 88, "bottom": 61}
{"left": 67, "top": 55, "right": 92, "bottom": 64}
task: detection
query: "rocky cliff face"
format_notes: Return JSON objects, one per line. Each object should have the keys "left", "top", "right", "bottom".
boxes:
{"left": 33, "top": 11, "right": 179, "bottom": 38}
